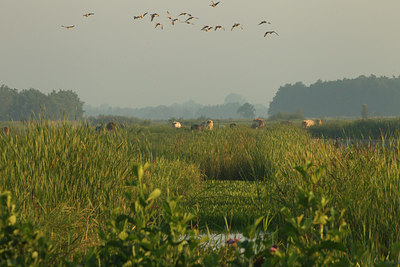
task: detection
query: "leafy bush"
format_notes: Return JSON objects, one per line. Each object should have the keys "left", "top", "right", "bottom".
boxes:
{"left": 0, "top": 191, "right": 53, "bottom": 266}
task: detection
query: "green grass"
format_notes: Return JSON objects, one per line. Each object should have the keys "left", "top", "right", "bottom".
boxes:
{"left": 184, "top": 180, "right": 269, "bottom": 231}
{"left": 2, "top": 119, "right": 400, "bottom": 260}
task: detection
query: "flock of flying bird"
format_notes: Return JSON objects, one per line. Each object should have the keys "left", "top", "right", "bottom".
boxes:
{"left": 61, "top": 2, "right": 279, "bottom": 38}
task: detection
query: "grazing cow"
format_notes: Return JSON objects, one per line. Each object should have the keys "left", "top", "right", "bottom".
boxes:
{"left": 172, "top": 121, "right": 182, "bottom": 128}
{"left": 316, "top": 119, "right": 322, "bottom": 126}
{"left": 230, "top": 123, "right": 237, "bottom": 128}
{"left": 95, "top": 125, "right": 103, "bottom": 132}
{"left": 205, "top": 120, "right": 214, "bottom": 130}
{"left": 302, "top": 120, "right": 315, "bottom": 128}
{"left": 2, "top": 126, "right": 10, "bottom": 135}
{"left": 191, "top": 124, "right": 202, "bottom": 132}
{"left": 251, "top": 118, "right": 265, "bottom": 129}
{"left": 106, "top": 122, "right": 117, "bottom": 131}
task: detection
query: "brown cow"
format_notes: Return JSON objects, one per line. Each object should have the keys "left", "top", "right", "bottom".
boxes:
{"left": 302, "top": 120, "right": 315, "bottom": 128}
{"left": 2, "top": 126, "right": 10, "bottom": 135}
{"left": 251, "top": 118, "right": 265, "bottom": 129}
{"left": 106, "top": 122, "right": 117, "bottom": 131}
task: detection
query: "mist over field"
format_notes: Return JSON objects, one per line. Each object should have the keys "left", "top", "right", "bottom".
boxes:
{"left": 1, "top": 0, "right": 400, "bottom": 109}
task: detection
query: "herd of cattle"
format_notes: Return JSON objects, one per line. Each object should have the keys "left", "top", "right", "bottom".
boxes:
{"left": 172, "top": 118, "right": 322, "bottom": 131}
{"left": 0, "top": 119, "right": 322, "bottom": 136}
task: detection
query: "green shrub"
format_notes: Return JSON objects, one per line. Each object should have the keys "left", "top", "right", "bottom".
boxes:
{"left": 0, "top": 191, "right": 53, "bottom": 266}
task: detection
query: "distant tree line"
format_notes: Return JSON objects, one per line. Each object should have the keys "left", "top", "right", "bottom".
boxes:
{"left": 0, "top": 85, "right": 84, "bottom": 121}
{"left": 268, "top": 75, "right": 400, "bottom": 118}
{"left": 84, "top": 94, "right": 269, "bottom": 120}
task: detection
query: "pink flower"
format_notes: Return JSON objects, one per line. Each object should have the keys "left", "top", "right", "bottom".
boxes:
{"left": 269, "top": 244, "right": 279, "bottom": 254}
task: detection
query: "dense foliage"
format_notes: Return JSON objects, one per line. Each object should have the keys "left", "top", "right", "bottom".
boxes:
{"left": 269, "top": 75, "right": 400, "bottom": 117}
{"left": 0, "top": 85, "right": 84, "bottom": 121}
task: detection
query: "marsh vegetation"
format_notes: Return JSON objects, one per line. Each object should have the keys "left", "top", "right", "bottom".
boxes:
{"left": 1, "top": 119, "right": 400, "bottom": 265}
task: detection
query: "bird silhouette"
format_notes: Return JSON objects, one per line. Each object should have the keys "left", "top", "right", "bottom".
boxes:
{"left": 61, "top": 25, "right": 75, "bottom": 29}
{"left": 210, "top": 1, "right": 220, "bottom": 8}
{"left": 150, "top": 13, "right": 159, "bottom": 22}
{"left": 155, "top": 23, "right": 163, "bottom": 30}
{"left": 166, "top": 11, "right": 179, "bottom": 25}
{"left": 258, "top": 20, "right": 271, "bottom": 25}
{"left": 83, "top": 12, "right": 94, "bottom": 17}
{"left": 201, "top": 26, "right": 213, "bottom": 32}
{"left": 170, "top": 18, "right": 179, "bottom": 25}
{"left": 178, "top": 12, "right": 192, "bottom": 16}
{"left": 134, "top": 12, "right": 148, "bottom": 20}
{"left": 264, "top": 31, "right": 279, "bottom": 36}
{"left": 231, "top": 23, "right": 243, "bottom": 31}
{"left": 214, "top": 25, "right": 225, "bottom": 31}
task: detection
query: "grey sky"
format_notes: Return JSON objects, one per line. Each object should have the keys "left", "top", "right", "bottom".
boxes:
{"left": 1, "top": 0, "right": 400, "bottom": 108}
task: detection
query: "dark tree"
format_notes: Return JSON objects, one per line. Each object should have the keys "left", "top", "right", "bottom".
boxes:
{"left": 0, "top": 85, "right": 84, "bottom": 121}
{"left": 268, "top": 75, "right": 400, "bottom": 117}
{"left": 361, "top": 104, "right": 369, "bottom": 120}
{"left": 237, "top": 103, "right": 256, "bottom": 119}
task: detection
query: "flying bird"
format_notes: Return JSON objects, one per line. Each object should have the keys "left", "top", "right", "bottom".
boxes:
{"left": 214, "top": 25, "right": 225, "bottom": 31}
{"left": 166, "top": 11, "right": 179, "bottom": 25}
{"left": 264, "top": 31, "right": 279, "bottom": 37}
{"left": 201, "top": 26, "right": 213, "bottom": 32}
{"left": 178, "top": 12, "right": 192, "bottom": 16}
{"left": 258, "top": 20, "right": 271, "bottom": 25}
{"left": 150, "top": 13, "right": 159, "bottom": 22}
{"left": 170, "top": 18, "right": 179, "bottom": 25}
{"left": 61, "top": 25, "right": 75, "bottom": 29}
{"left": 155, "top": 23, "right": 163, "bottom": 30}
{"left": 231, "top": 23, "right": 243, "bottom": 31}
{"left": 134, "top": 12, "right": 148, "bottom": 20}
{"left": 83, "top": 12, "right": 94, "bottom": 17}
{"left": 210, "top": 1, "right": 220, "bottom": 7}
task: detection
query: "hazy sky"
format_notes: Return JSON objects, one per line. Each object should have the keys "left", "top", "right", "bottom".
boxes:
{"left": 1, "top": 0, "right": 400, "bottom": 108}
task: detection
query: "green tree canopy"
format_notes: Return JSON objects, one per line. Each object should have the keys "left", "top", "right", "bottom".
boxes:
{"left": 0, "top": 85, "right": 84, "bottom": 121}
{"left": 268, "top": 75, "right": 400, "bottom": 117}
{"left": 237, "top": 103, "right": 256, "bottom": 119}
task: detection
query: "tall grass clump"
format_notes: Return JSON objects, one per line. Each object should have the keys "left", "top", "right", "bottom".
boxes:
{"left": 0, "top": 120, "right": 203, "bottom": 259}
{"left": 148, "top": 126, "right": 315, "bottom": 181}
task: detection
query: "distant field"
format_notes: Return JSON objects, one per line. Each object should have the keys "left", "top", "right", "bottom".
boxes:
{"left": 1, "top": 118, "right": 400, "bottom": 261}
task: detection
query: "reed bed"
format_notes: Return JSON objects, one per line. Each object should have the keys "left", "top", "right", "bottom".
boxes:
{"left": 1, "top": 120, "right": 400, "bottom": 259}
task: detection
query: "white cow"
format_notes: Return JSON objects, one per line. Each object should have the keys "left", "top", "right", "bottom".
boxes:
{"left": 302, "top": 120, "right": 315, "bottom": 128}
{"left": 205, "top": 120, "right": 214, "bottom": 130}
{"left": 172, "top": 121, "right": 182, "bottom": 128}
